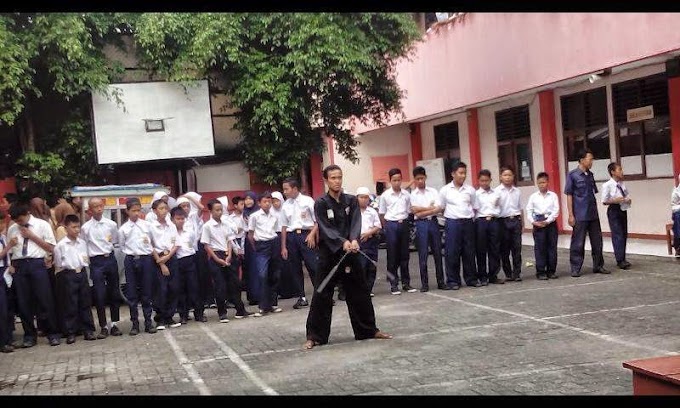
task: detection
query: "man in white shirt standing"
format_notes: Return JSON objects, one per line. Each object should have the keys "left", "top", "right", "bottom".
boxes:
{"left": 474, "top": 169, "right": 502, "bottom": 285}
{"left": 602, "top": 162, "right": 632, "bottom": 270}
{"left": 81, "top": 197, "right": 123, "bottom": 338}
{"left": 438, "top": 162, "right": 479, "bottom": 290}
{"left": 378, "top": 168, "right": 415, "bottom": 295}
{"left": 409, "top": 166, "right": 445, "bottom": 292}
{"left": 495, "top": 165, "right": 523, "bottom": 282}
{"left": 525, "top": 172, "right": 560, "bottom": 279}
{"left": 280, "top": 178, "right": 319, "bottom": 309}
{"left": 7, "top": 203, "right": 60, "bottom": 347}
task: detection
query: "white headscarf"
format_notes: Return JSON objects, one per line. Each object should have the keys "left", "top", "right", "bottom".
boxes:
{"left": 271, "top": 191, "right": 284, "bottom": 202}
{"left": 216, "top": 196, "right": 230, "bottom": 211}
{"left": 183, "top": 192, "right": 202, "bottom": 213}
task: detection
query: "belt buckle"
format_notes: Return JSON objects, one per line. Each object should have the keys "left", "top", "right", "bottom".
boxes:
{"left": 133, "top": 255, "right": 140, "bottom": 260}
{"left": 296, "top": 229, "right": 302, "bottom": 234}
{"left": 486, "top": 216, "right": 492, "bottom": 221}
{"left": 397, "top": 220, "right": 403, "bottom": 224}
{"left": 103, "top": 253, "right": 110, "bottom": 258}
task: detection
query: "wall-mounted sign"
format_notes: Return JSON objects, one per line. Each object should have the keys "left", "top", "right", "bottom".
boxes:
{"left": 627, "top": 105, "right": 654, "bottom": 123}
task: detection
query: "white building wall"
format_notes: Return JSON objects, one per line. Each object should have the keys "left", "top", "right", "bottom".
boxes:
{"left": 194, "top": 162, "right": 250, "bottom": 193}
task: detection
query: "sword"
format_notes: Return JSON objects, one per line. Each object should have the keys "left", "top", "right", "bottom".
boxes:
{"left": 356, "top": 247, "right": 396, "bottom": 282}
{"left": 316, "top": 251, "right": 349, "bottom": 294}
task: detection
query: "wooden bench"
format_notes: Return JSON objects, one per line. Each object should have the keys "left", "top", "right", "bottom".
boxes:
{"left": 623, "top": 356, "right": 680, "bottom": 395}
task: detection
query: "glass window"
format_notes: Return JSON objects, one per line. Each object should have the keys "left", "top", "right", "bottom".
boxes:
{"left": 434, "top": 121, "right": 461, "bottom": 183}
{"left": 561, "top": 87, "right": 610, "bottom": 161}
{"left": 495, "top": 105, "right": 533, "bottom": 185}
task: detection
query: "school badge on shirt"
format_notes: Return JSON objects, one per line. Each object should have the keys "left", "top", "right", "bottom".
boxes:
{"left": 106, "top": 234, "right": 112, "bottom": 242}
{"left": 327, "top": 209, "right": 334, "bottom": 220}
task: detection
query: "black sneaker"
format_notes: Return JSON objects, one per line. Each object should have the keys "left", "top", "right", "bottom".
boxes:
{"left": 437, "top": 283, "right": 447, "bottom": 290}
{"left": 420, "top": 286, "right": 429, "bottom": 293}
{"left": 98, "top": 327, "right": 109, "bottom": 339}
{"left": 537, "top": 275, "right": 549, "bottom": 280}
{"left": 337, "top": 292, "right": 346, "bottom": 301}
{"left": 145, "top": 325, "right": 157, "bottom": 334}
{"left": 84, "top": 332, "right": 97, "bottom": 341}
{"left": 548, "top": 274, "right": 559, "bottom": 279}
{"left": 402, "top": 285, "right": 417, "bottom": 293}
{"left": 110, "top": 325, "right": 123, "bottom": 336}
{"left": 180, "top": 317, "right": 189, "bottom": 325}
{"left": 195, "top": 315, "right": 208, "bottom": 323}
{"left": 166, "top": 319, "right": 182, "bottom": 328}
{"left": 66, "top": 335, "right": 76, "bottom": 345}
{"left": 129, "top": 325, "right": 139, "bottom": 336}
{"left": 293, "top": 298, "right": 309, "bottom": 309}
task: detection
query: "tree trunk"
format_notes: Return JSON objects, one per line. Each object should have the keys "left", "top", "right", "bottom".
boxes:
{"left": 24, "top": 98, "right": 36, "bottom": 153}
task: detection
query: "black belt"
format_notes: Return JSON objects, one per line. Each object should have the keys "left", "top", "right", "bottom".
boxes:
{"left": 92, "top": 252, "right": 114, "bottom": 259}
{"left": 62, "top": 268, "right": 84, "bottom": 274}
{"left": 503, "top": 215, "right": 521, "bottom": 219}
{"left": 294, "top": 229, "right": 312, "bottom": 234}
{"left": 386, "top": 219, "right": 407, "bottom": 224}
{"left": 125, "top": 254, "right": 151, "bottom": 260}
{"left": 415, "top": 217, "right": 437, "bottom": 222}
{"left": 479, "top": 216, "right": 498, "bottom": 221}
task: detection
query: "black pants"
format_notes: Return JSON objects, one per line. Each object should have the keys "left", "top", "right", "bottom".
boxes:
{"left": 414, "top": 219, "right": 444, "bottom": 288}
{"left": 475, "top": 218, "right": 500, "bottom": 282}
{"left": 306, "top": 248, "right": 379, "bottom": 344}
{"left": 197, "top": 242, "right": 215, "bottom": 305}
{"left": 89, "top": 253, "right": 121, "bottom": 328}
{"left": 607, "top": 205, "right": 628, "bottom": 264}
{"left": 444, "top": 218, "right": 477, "bottom": 286}
{"left": 57, "top": 269, "right": 95, "bottom": 335}
{"left": 384, "top": 220, "right": 411, "bottom": 289}
{"left": 13, "top": 258, "right": 60, "bottom": 342}
{"left": 154, "top": 256, "right": 180, "bottom": 322}
{"left": 0, "top": 270, "right": 13, "bottom": 346}
{"left": 360, "top": 237, "right": 379, "bottom": 292}
{"left": 177, "top": 255, "right": 204, "bottom": 319}
{"left": 500, "top": 216, "right": 522, "bottom": 279}
{"left": 208, "top": 251, "right": 246, "bottom": 317}
{"left": 123, "top": 254, "right": 155, "bottom": 328}
{"left": 533, "top": 222, "right": 558, "bottom": 276}
{"left": 569, "top": 219, "right": 604, "bottom": 273}
{"left": 287, "top": 230, "right": 319, "bottom": 297}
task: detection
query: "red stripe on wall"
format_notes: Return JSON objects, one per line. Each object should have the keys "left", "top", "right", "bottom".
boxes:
{"left": 538, "top": 90, "right": 564, "bottom": 232}
{"left": 467, "top": 109, "right": 482, "bottom": 188}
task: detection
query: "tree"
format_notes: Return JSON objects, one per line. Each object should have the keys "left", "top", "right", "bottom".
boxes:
{"left": 134, "top": 13, "right": 421, "bottom": 184}
{"left": 0, "top": 13, "right": 132, "bottom": 198}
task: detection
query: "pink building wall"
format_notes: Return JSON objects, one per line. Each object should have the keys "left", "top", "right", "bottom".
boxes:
{"left": 356, "top": 13, "right": 680, "bottom": 133}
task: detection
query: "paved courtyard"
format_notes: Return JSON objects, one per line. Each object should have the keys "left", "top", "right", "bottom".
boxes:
{"left": 1, "top": 245, "right": 679, "bottom": 395}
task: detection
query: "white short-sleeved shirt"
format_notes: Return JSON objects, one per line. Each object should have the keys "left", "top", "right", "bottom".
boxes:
{"left": 410, "top": 186, "right": 441, "bottom": 220}
{"left": 474, "top": 187, "right": 501, "bottom": 218}
{"left": 7, "top": 215, "right": 57, "bottom": 260}
{"left": 378, "top": 188, "right": 411, "bottom": 221}
{"left": 0, "top": 233, "right": 11, "bottom": 268}
{"left": 53, "top": 236, "right": 89, "bottom": 273}
{"left": 229, "top": 212, "right": 248, "bottom": 239}
{"left": 281, "top": 193, "right": 316, "bottom": 230}
{"left": 149, "top": 220, "right": 178, "bottom": 253}
{"left": 248, "top": 209, "right": 278, "bottom": 241}
{"left": 601, "top": 178, "right": 631, "bottom": 211}
{"left": 145, "top": 211, "right": 171, "bottom": 224}
{"left": 495, "top": 185, "right": 522, "bottom": 217}
{"left": 118, "top": 218, "right": 153, "bottom": 256}
{"left": 525, "top": 190, "right": 560, "bottom": 224}
{"left": 175, "top": 226, "right": 197, "bottom": 259}
{"left": 360, "top": 207, "right": 382, "bottom": 234}
{"left": 200, "top": 218, "right": 235, "bottom": 252}
{"left": 439, "top": 183, "right": 476, "bottom": 219}
{"left": 81, "top": 216, "right": 118, "bottom": 257}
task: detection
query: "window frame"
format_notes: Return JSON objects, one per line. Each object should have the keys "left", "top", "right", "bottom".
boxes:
{"left": 494, "top": 105, "right": 534, "bottom": 187}
{"left": 433, "top": 120, "right": 461, "bottom": 184}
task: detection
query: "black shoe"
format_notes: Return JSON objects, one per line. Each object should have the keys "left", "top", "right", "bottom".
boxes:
{"left": 547, "top": 273, "right": 559, "bottom": 279}
{"left": 617, "top": 262, "right": 630, "bottom": 270}
{"left": 195, "top": 315, "right": 208, "bottom": 323}
{"left": 1, "top": 345, "right": 14, "bottom": 353}
{"left": 337, "top": 292, "right": 346, "bottom": 301}
{"left": 293, "top": 298, "right": 309, "bottom": 309}
{"left": 129, "top": 326, "right": 139, "bottom": 336}
{"left": 22, "top": 340, "right": 36, "bottom": 348}
{"left": 145, "top": 325, "right": 157, "bottom": 334}
{"left": 66, "top": 335, "right": 76, "bottom": 344}
{"left": 437, "top": 283, "right": 447, "bottom": 290}
{"left": 97, "top": 328, "right": 109, "bottom": 339}
{"left": 180, "top": 317, "right": 189, "bottom": 325}
{"left": 84, "top": 332, "right": 97, "bottom": 341}
{"left": 505, "top": 275, "right": 516, "bottom": 282}
{"left": 489, "top": 277, "right": 506, "bottom": 284}
{"left": 623, "top": 261, "right": 632, "bottom": 268}
{"left": 153, "top": 314, "right": 162, "bottom": 323}
{"left": 166, "top": 319, "right": 182, "bottom": 328}
{"left": 513, "top": 275, "right": 522, "bottom": 282}
{"left": 450, "top": 284, "right": 460, "bottom": 290}
{"left": 480, "top": 280, "right": 489, "bottom": 286}
{"left": 49, "top": 337, "right": 61, "bottom": 346}
{"left": 593, "top": 267, "right": 611, "bottom": 274}
{"left": 402, "top": 284, "right": 417, "bottom": 293}
{"left": 571, "top": 271, "right": 581, "bottom": 277}
{"left": 110, "top": 326, "right": 123, "bottom": 336}
{"left": 420, "top": 286, "right": 429, "bottom": 292}
{"left": 469, "top": 281, "right": 482, "bottom": 288}
{"left": 537, "top": 275, "right": 549, "bottom": 280}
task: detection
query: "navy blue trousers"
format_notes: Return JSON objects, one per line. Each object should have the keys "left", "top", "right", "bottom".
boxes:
{"left": 444, "top": 218, "right": 477, "bottom": 286}
{"left": 360, "top": 237, "right": 379, "bottom": 292}
{"left": 177, "top": 255, "right": 204, "bottom": 319}
{"left": 254, "top": 239, "right": 280, "bottom": 312}
{"left": 124, "top": 254, "right": 155, "bottom": 327}
{"left": 499, "top": 217, "right": 522, "bottom": 279}
{"left": 13, "top": 258, "right": 60, "bottom": 342}
{"left": 154, "top": 256, "right": 180, "bottom": 322}
{"left": 287, "top": 230, "right": 319, "bottom": 297}
{"left": 208, "top": 251, "right": 246, "bottom": 317}
{"left": 56, "top": 269, "right": 95, "bottom": 335}
{"left": 384, "top": 220, "right": 411, "bottom": 289}
{"left": 569, "top": 219, "right": 604, "bottom": 273}
{"left": 607, "top": 205, "right": 628, "bottom": 264}
{"left": 476, "top": 217, "right": 500, "bottom": 282}
{"left": 533, "top": 222, "right": 558, "bottom": 276}
{"left": 89, "top": 253, "right": 121, "bottom": 328}
{"left": 673, "top": 211, "right": 680, "bottom": 251}
{"left": 414, "top": 218, "right": 444, "bottom": 287}
{"left": 0, "top": 269, "right": 13, "bottom": 346}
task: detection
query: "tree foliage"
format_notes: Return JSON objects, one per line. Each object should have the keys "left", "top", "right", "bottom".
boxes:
{"left": 134, "top": 13, "right": 421, "bottom": 184}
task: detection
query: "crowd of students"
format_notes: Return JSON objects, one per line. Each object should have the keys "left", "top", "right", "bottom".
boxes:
{"left": 1, "top": 146, "right": 678, "bottom": 353}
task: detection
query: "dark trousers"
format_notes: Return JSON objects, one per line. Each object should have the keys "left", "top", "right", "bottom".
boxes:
{"left": 500, "top": 216, "right": 522, "bottom": 279}
{"left": 444, "top": 218, "right": 477, "bottom": 286}
{"left": 569, "top": 219, "right": 604, "bottom": 273}
{"left": 57, "top": 269, "right": 95, "bottom": 335}
{"left": 0, "top": 271, "right": 12, "bottom": 346}
{"left": 197, "top": 242, "right": 215, "bottom": 305}
{"left": 244, "top": 241, "right": 259, "bottom": 303}
{"left": 287, "top": 230, "right": 319, "bottom": 297}
{"left": 154, "top": 256, "right": 180, "bottom": 322}
{"left": 673, "top": 211, "right": 680, "bottom": 251}
{"left": 124, "top": 254, "right": 155, "bottom": 327}
{"left": 208, "top": 251, "right": 246, "bottom": 317}
{"left": 607, "top": 205, "right": 628, "bottom": 264}
{"left": 276, "top": 234, "right": 296, "bottom": 299}
{"left": 533, "top": 222, "right": 558, "bottom": 276}
{"left": 306, "top": 248, "right": 379, "bottom": 344}
{"left": 89, "top": 253, "right": 121, "bottom": 328}
{"left": 177, "top": 255, "right": 204, "bottom": 319}
{"left": 414, "top": 219, "right": 444, "bottom": 288}
{"left": 476, "top": 218, "right": 500, "bottom": 282}
{"left": 254, "top": 239, "right": 280, "bottom": 312}
{"left": 384, "top": 220, "right": 411, "bottom": 289}
{"left": 360, "top": 237, "right": 379, "bottom": 292}
{"left": 13, "top": 258, "right": 60, "bottom": 342}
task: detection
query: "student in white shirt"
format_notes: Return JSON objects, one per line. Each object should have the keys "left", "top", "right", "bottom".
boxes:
{"left": 495, "top": 165, "right": 523, "bottom": 282}
{"left": 438, "top": 162, "right": 479, "bottom": 290}
{"left": 201, "top": 199, "right": 250, "bottom": 322}
{"left": 378, "top": 168, "right": 415, "bottom": 294}
{"left": 474, "top": 169, "right": 503, "bottom": 285}
{"left": 0, "top": 217, "right": 17, "bottom": 352}
{"left": 80, "top": 197, "right": 122, "bottom": 338}
{"left": 53, "top": 214, "right": 97, "bottom": 344}
{"left": 602, "top": 162, "right": 632, "bottom": 270}
{"left": 356, "top": 187, "right": 382, "bottom": 296}
{"left": 229, "top": 196, "right": 248, "bottom": 293}
{"left": 170, "top": 206, "right": 205, "bottom": 323}
{"left": 280, "top": 178, "right": 319, "bottom": 309}
{"left": 248, "top": 192, "right": 283, "bottom": 316}
{"left": 271, "top": 191, "right": 297, "bottom": 300}
{"left": 7, "top": 203, "right": 60, "bottom": 347}
{"left": 410, "top": 166, "right": 445, "bottom": 292}
{"left": 145, "top": 191, "right": 172, "bottom": 223}
{"left": 118, "top": 197, "right": 157, "bottom": 335}
{"left": 526, "top": 172, "right": 560, "bottom": 280}
{"left": 149, "top": 199, "right": 181, "bottom": 330}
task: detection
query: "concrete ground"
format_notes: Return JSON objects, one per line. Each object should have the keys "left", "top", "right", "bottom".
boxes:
{"left": 0, "top": 246, "right": 679, "bottom": 395}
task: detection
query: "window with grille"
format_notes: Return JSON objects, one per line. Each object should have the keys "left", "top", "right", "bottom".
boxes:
{"left": 434, "top": 121, "right": 461, "bottom": 183}
{"left": 612, "top": 73, "right": 671, "bottom": 178}
{"left": 561, "top": 87, "right": 609, "bottom": 163}
{"left": 495, "top": 105, "right": 533, "bottom": 185}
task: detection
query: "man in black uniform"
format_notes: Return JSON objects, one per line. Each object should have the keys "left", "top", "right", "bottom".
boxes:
{"left": 304, "top": 165, "right": 392, "bottom": 350}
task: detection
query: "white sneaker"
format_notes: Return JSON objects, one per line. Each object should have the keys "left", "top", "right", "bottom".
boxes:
{"left": 391, "top": 290, "right": 401, "bottom": 295}
{"left": 156, "top": 324, "right": 166, "bottom": 330}
{"left": 271, "top": 307, "right": 283, "bottom": 313}
{"left": 253, "top": 311, "right": 264, "bottom": 317}
{"left": 219, "top": 316, "right": 230, "bottom": 323}
{"left": 370, "top": 293, "right": 375, "bottom": 297}
{"left": 169, "top": 321, "right": 181, "bottom": 328}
